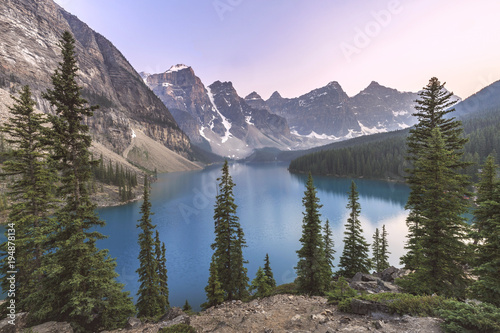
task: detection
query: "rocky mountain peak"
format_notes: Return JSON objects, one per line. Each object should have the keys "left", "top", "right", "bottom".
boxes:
{"left": 165, "top": 64, "right": 192, "bottom": 73}
{"left": 268, "top": 91, "right": 283, "bottom": 101}
{"left": 245, "top": 91, "right": 263, "bottom": 100}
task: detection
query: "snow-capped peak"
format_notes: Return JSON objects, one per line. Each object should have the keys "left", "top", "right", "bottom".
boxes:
{"left": 165, "top": 64, "right": 190, "bottom": 73}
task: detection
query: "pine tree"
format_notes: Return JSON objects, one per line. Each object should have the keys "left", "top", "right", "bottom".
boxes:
{"left": 371, "top": 225, "right": 390, "bottom": 272}
{"left": 0, "top": 86, "right": 57, "bottom": 313}
{"left": 372, "top": 228, "right": 381, "bottom": 272}
{"left": 380, "top": 225, "right": 390, "bottom": 271}
{"left": 182, "top": 300, "right": 192, "bottom": 312}
{"left": 136, "top": 176, "right": 162, "bottom": 318}
{"left": 249, "top": 267, "right": 272, "bottom": 298}
{"left": 401, "top": 77, "right": 469, "bottom": 271}
{"left": 263, "top": 253, "right": 276, "bottom": 288}
{"left": 338, "top": 181, "right": 371, "bottom": 278}
{"left": 210, "top": 160, "right": 248, "bottom": 301}
{"left": 202, "top": 255, "right": 225, "bottom": 310}
{"left": 323, "top": 219, "right": 336, "bottom": 276}
{"left": 471, "top": 155, "right": 500, "bottom": 305}
{"left": 295, "top": 173, "right": 330, "bottom": 295}
{"left": 155, "top": 231, "right": 169, "bottom": 313}
{"left": 398, "top": 128, "right": 470, "bottom": 297}
{"left": 29, "top": 31, "right": 135, "bottom": 331}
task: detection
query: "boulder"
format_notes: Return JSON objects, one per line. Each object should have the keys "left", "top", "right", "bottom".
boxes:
{"left": 158, "top": 314, "right": 190, "bottom": 328}
{"left": 159, "top": 307, "right": 185, "bottom": 322}
{"left": 28, "top": 321, "right": 73, "bottom": 333}
{"left": 125, "top": 317, "right": 142, "bottom": 329}
{"left": 351, "top": 272, "right": 378, "bottom": 282}
{"left": 349, "top": 299, "right": 391, "bottom": 316}
{"left": 378, "top": 266, "right": 410, "bottom": 283}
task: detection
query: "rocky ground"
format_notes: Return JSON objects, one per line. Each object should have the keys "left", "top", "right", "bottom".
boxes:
{"left": 0, "top": 267, "right": 444, "bottom": 333}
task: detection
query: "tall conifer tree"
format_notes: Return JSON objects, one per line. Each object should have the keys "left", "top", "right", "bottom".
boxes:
{"left": 295, "top": 173, "right": 330, "bottom": 295}
{"left": 136, "top": 176, "right": 162, "bottom": 318}
{"left": 0, "top": 86, "right": 57, "bottom": 313}
{"left": 210, "top": 160, "right": 248, "bottom": 301}
{"left": 202, "top": 255, "right": 225, "bottom": 310}
{"left": 155, "top": 231, "right": 169, "bottom": 313}
{"left": 323, "top": 219, "right": 336, "bottom": 276}
{"left": 399, "top": 128, "right": 470, "bottom": 297}
{"left": 401, "top": 77, "right": 469, "bottom": 271}
{"left": 471, "top": 155, "right": 500, "bottom": 305}
{"left": 263, "top": 253, "right": 276, "bottom": 288}
{"left": 338, "top": 181, "right": 371, "bottom": 277}
{"left": 29, "top": 31, "right": 135, "bottom": 331}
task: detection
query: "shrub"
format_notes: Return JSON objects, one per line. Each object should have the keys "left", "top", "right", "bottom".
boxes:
{"left": 438, "top": 300, "right": 500, "bottom": 333}
{"left": 326, "top": 277, "right": 358, "bottom": 305}
{"left": 271, "top": 282, "right": 298, "bottom": 295}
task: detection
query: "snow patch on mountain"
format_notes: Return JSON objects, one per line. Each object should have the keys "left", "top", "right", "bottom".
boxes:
{"left": 166, "top": 64, "right": 189, "bottom": 73}
{"left": 358, "top": 122, "right": 387, "bottom": 135}
{"left": 245, "top": 116, "right": 254, "bottom": 125}
{"left": 207, "top": 87, "right": 232, "bottom": 143}
{"left": 199, "top": 125, "right": 211, "bottom": 142}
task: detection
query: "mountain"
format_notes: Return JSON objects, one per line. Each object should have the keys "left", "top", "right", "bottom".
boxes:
{"left": 0, "top": 0, "right": 198, "bottom": 172}
{"left": 452, "top": 79, "right": 500, "bottom": 118}
{"left": 142, "top": 66, "right": 296, "bottom": 158}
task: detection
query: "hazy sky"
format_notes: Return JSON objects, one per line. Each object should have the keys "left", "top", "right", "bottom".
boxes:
{"left": 54, "top": 0, "right": 500, "bottom": 100}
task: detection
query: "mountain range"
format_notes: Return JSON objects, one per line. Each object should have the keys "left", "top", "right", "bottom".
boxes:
{"left": 142, "top": 65, "right": 461, "bottom": 158}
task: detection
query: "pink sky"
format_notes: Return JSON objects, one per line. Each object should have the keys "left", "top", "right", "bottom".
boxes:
{"left": 55, "top": 0, "right": 500, "bottom": 100}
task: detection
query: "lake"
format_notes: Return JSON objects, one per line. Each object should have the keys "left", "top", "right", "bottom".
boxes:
{"left": 95, "top": 162, "right": 411, "bottom": 310}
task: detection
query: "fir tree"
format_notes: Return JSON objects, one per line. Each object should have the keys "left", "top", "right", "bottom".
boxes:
{"left": 155, "top": 231, "right": 169, "bottom": 313}
{"left": 295, "top": 173, "right": 330, "bottom": 295}
{"left": 338, "top": 181, "right": 371, "bottom": 277}
{"left": 202, "top": 255, "right": 225, "bottom": 310}
{"left": 182, "top": 300, "right": 192, "bottom": 312}
{"left": 29, "top": 31, "right": 134, "bottom": 331}
{"left": 398, "top": 128, "right": 470, "bottom": 297}
{"left": 210, "top": 160, "right": 248, "bottom": 301}
{"left": 401, "top": 77, "right": 469, "bottom": 271}
{"left": 471, "top": 155, "right": 500, "bottom": 305}
{"left": 0, "top": 86, "right": 57, "bottom": 313}
{"left": 323, "top": 219, "right": 336, "bottom": 275}
{"left": 380, "top": 225, "right": 390, "bottom": 271}
{"left": 263, "top": 253, "right": 276, "bottom": 288}
{"left": 372, "top": 228, "right": 381, "bottom": 272}
{"left": 249, "top": 267, "right": 272, "bottom": 298}
{"left": 371, "top": 225, "right": 390, "bottom": 272}
{"left": 136, "top": 176, "right": 162, "bottom": 318}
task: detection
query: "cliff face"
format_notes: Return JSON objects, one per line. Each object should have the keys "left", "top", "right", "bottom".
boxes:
{"left": 0, "top": 0, "right": 192, "bottom": 161}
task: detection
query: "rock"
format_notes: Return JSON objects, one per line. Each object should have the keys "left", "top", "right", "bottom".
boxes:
{"left": 125, "top": 317, "right": 142, "bottom": 329}
{"left": 311, "top": 314, "right": 328, "bottom": 324}
{"left": 352, "top": 272, "right": 378, "bottom": 282}
{"left": 0, "top": 312, "right": 28, "bottom": 333}
{"left": 159, "top": 314, "right": 190, "bottom": 328}
{"left": 349, "top": 299, "right": 391, "bottom": 316}
{"left": 291, "top": 314, "right": 301, "bottom": 321}
{"left": 28, "top": 321, "right": 73, "bottom": 333}
{"left": 379, "top": 266, "right": 410, "bottom": 283}
{"left": 159, "top": 307, "right": 185, "bottom": 322}
{"left": 373, "top": 320, "right": 383, "bottom": 329}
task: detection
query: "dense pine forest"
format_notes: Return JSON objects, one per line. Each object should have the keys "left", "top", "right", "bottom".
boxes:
{"left": 289, "top": 107, "right": 500, "bottom": 182}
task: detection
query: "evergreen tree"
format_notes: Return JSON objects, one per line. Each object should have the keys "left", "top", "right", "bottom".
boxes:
{"left": 371, "top": 225, "right": 390, "bottom": 272}
{"left": 471, "top": 155, "right": 497, "bottom": 246}
{"left": 398, "top": 128, "right": 470, "bottom": 297}
{"left": 471, "top": 155, "right": 500, "bottom": 305}
{"left": 338, "top": 181, "right": 371, "bottom": 277}
{"left": 202, "top": 255, "right": 225, "bottom": 310}
{"left": 263, "top": 253, "right": 276, "bottom": 288}
{"left": 210, "top": 160, "right": 248, "bottom": 301}
{"left": 249, "top": 267, "right": 272, "bottom": 298}
{"left": 295, "top": 173, "right": 330, "bottom": 295}
{"left": 380, "top": 225, "right": 390, "bottom": 271}
{"left": 155, "top": 231, "right": 169, "bottom": 313}
{"left": 182, "top": 300, "right": 192, "bottom": 312}
{"left": 401, "top": 77, "right": 469, "bottom": 271}
{"left": 0, "top": 86, "right": 57, "bottom": 313}
{"left": 136, "top": 176, "right": 162, "bottom": 318}
{"left": 29, "top": 31, "right": 134, "bottom": 331}
{"left": 323, "top": 219, "right": 336, "bottom": 275}
{"left": 372, "top": 228, "right": 381, "bottom": 272}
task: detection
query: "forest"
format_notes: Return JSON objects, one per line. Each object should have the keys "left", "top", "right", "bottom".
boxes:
{"left": 289, "top": 107, "right": 500, "bottom": 182}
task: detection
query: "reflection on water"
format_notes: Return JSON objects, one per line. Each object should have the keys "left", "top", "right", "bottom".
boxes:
{"left": 0, "top": 162, "right": 411, "bottom": 309}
